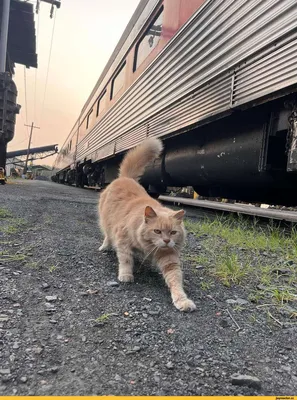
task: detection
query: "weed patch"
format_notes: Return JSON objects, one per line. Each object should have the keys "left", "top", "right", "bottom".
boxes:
{"left": 95, "top": 314, "right": 111, "bottom": 323}
{"left": 0, "top": 208, "right": 12, "bottom": 218}
{"left": 49, "top": 265, "right": 58, "bottom": 273}
{"left": 185, "top": 216, "right": 297, "bottom": 306}
{"left": 0, "top": 252, "right": 26, "bottom": 263}
{"left": 185, "top": 216, "right": 297, "bottom": 256}
{"left": 0, "top": 214, "right": 27, "bottom": 235}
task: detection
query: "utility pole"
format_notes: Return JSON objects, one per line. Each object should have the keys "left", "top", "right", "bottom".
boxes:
{"left": 36, "top": 0, "right": 61, "bottom": 18}
{"left": 23, "top": 122, "right": 40, "bottom": 175}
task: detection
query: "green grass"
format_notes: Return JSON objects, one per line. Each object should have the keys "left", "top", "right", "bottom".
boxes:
{"left": 249, "top": 285, "right": 297, "bottom": 305}
{"left": 186, "top": 254, "right": 209, "bottom": 265}
{"left": 49, "top": 265, "right": 58, "bottom": 273}
{"left": 95, "top": 314, "right": 111, "bottom": 323}
{"left": 26, "top": 261, "right": 39, "bottom": 269}
{"left": 43, "top": 214, "right": 53, "bottom": 225}
{"left": 0, "top": 252, "right": 26, "bottom": 263}
{"left": 185, "top": 215, "right": 297, "bottom": 306}
{"left": 0, "top": 206, "right": 26, "bottom": 235}
{"left": 0, "top": 207, "right": 28, "bottom": 235}
{"left": 185, "top": 216, "right": 297, "bottom": 256}
{"left": 200, "top": 281, "right": 214, "bottom": 291}
{"left": 0, "top": 219, "right": 27, "bottom": 234}
{"left": 215, "top": 251, "right": 250, "bottom": 287}
{"left": 0, "top": 208, "right": 12, "bottom": 218}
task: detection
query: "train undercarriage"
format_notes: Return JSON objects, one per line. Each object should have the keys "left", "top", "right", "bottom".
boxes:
{"left": 53, "top": 96, "right": 297, "bottom": 206}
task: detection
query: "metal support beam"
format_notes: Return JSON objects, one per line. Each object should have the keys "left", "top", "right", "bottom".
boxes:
{"left": 0, "top": 0, "right": 11, "bottom": 73}
{"left": 40, "top": 0, "right": 61, "bottom": 8}
{"left": 36, "top": 0, "right": 61, "bottom": 18}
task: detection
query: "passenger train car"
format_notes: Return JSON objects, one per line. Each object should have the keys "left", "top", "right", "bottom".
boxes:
{"left": 53, "top": 0, "right": 297, "bottom": 205}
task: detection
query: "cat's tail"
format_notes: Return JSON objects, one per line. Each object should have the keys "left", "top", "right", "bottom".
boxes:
{"left": 119, "top": 137, "right": 163, "bottom": 181}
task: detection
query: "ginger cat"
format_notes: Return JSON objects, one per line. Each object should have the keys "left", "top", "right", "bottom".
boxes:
{"left": 98, "top": 138, "right": 196, "bottom": 312}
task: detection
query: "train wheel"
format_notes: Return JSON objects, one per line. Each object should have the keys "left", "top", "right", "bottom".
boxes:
{"left": 147, "top": 184, "right": 166, "bottom": 199}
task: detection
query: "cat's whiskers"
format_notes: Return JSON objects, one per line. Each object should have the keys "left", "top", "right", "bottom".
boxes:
{"left": 140, "top": 245, "right": 158, "bottom": 267}
{"left": 172, "top": 244, "right": 182, "bottom": 255}
{"left": 171, "top": 247, "right": 179, "bottom": 255}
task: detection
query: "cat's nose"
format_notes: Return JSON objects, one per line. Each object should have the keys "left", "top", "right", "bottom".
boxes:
{"left": 163, "top": 239, "right": 170, "bottom": 244}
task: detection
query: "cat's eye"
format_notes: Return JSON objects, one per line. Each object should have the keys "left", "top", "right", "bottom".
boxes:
{"left": 154, "top": 229, "right": 161, "bottom": 234}
{"left": 171, "top": 231, "right": 177, "bottom": 235}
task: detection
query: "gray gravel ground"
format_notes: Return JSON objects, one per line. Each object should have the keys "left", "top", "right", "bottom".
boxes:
{"left": 0, "top": 180, "right": 296, "bottom": 395}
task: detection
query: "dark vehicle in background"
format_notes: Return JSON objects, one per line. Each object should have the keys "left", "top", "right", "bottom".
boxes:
{"left": 0, "top": 167, "right": 6, "bottom": 184}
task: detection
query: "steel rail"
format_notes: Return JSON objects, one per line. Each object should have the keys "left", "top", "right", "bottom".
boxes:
{"left": 159, "top": 195, "right": 297, "bottom": 223}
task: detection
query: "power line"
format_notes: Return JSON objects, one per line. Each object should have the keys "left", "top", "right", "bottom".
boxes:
{"left": 19, "top": 111, "right": 30, "bottom": 139}
{"left": 40, "top": 8, "right": 57, "bottom": 124}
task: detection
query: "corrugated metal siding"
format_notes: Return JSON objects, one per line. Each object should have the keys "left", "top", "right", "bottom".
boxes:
{"left": 115, "top": 125, "right": 148, "bottom": 153}
{"left": 148, "top": 73, "right": 232, "bottom": 138}
{"left": 80, "top": 0, "right": 159, "bottom": 121}
{"left": 233, "top": 32, "right": 297, "bottom": 106}
{"left": 90, "top": 142, "right": 115, "bottom": 163}
{"left": 76, "top": 0, "right": 297, "bottom": 164}
{"left": 54, "top": 120, "right": 79, "bottom": 171}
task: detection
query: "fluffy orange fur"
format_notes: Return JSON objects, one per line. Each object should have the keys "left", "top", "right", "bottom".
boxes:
{"left": 98, "top": 138, "right": 196, "bottom": 312}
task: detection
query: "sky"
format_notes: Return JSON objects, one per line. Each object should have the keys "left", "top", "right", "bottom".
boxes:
{"left": 8, "top": 0, "right": 140, "bottom": 166}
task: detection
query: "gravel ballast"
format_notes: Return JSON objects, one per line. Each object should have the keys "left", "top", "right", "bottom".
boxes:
{"left": 0, "top": 180, "right": 296, "bottom": 395}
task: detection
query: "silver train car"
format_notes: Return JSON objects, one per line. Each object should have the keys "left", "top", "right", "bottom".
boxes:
{"left": 53, "top": 0, "right": 297, "bottom": 205}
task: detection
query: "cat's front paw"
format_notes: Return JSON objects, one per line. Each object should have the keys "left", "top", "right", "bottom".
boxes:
{"left": 174, "top": 298, "right": 196, "bottom": 312}
{"left": 118, "top": 273, "right": 134, "bottom": 283}
{"left": 99, "top": 244, "right": 111, "bottom": 252}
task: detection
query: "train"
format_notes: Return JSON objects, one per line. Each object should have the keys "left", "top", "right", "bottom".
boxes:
{"left": 52, "top": 0, "right": 297, "bottom": 206}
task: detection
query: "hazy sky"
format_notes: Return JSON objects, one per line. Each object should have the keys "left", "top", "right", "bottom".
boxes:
{"left": 8, "top": 0, "right": 140, "bottom": 165}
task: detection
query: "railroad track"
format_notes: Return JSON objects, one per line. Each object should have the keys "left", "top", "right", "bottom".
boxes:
{"left": 78, "top": 185, "right": 297, "bottom": 223}
{"left": 159, "top": 195, "right": 297, "bottom": 223}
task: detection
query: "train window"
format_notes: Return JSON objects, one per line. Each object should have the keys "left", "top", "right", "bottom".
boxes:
{"left": 111, "top": 62, "right": 126, "bottom": 99}
{"left": 86, "top": 109, "right": 93, "bottom": 129}
{"left": 134, "top": 6, "right": 164, "bottom": 71}
{"left": 96, "top": 90, "right": 107, "bottom": 117}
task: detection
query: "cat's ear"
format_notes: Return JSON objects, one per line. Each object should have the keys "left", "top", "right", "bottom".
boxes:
{"left": 173, "top": 209, "right": 185, "bottom": 221}
{"left": 145, "top": 206, "right": 157, "bottom": 222}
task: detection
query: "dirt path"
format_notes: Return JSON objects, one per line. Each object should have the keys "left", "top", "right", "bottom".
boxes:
{"left": 0, "top": 180, "right": 296, "bottom": 395}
